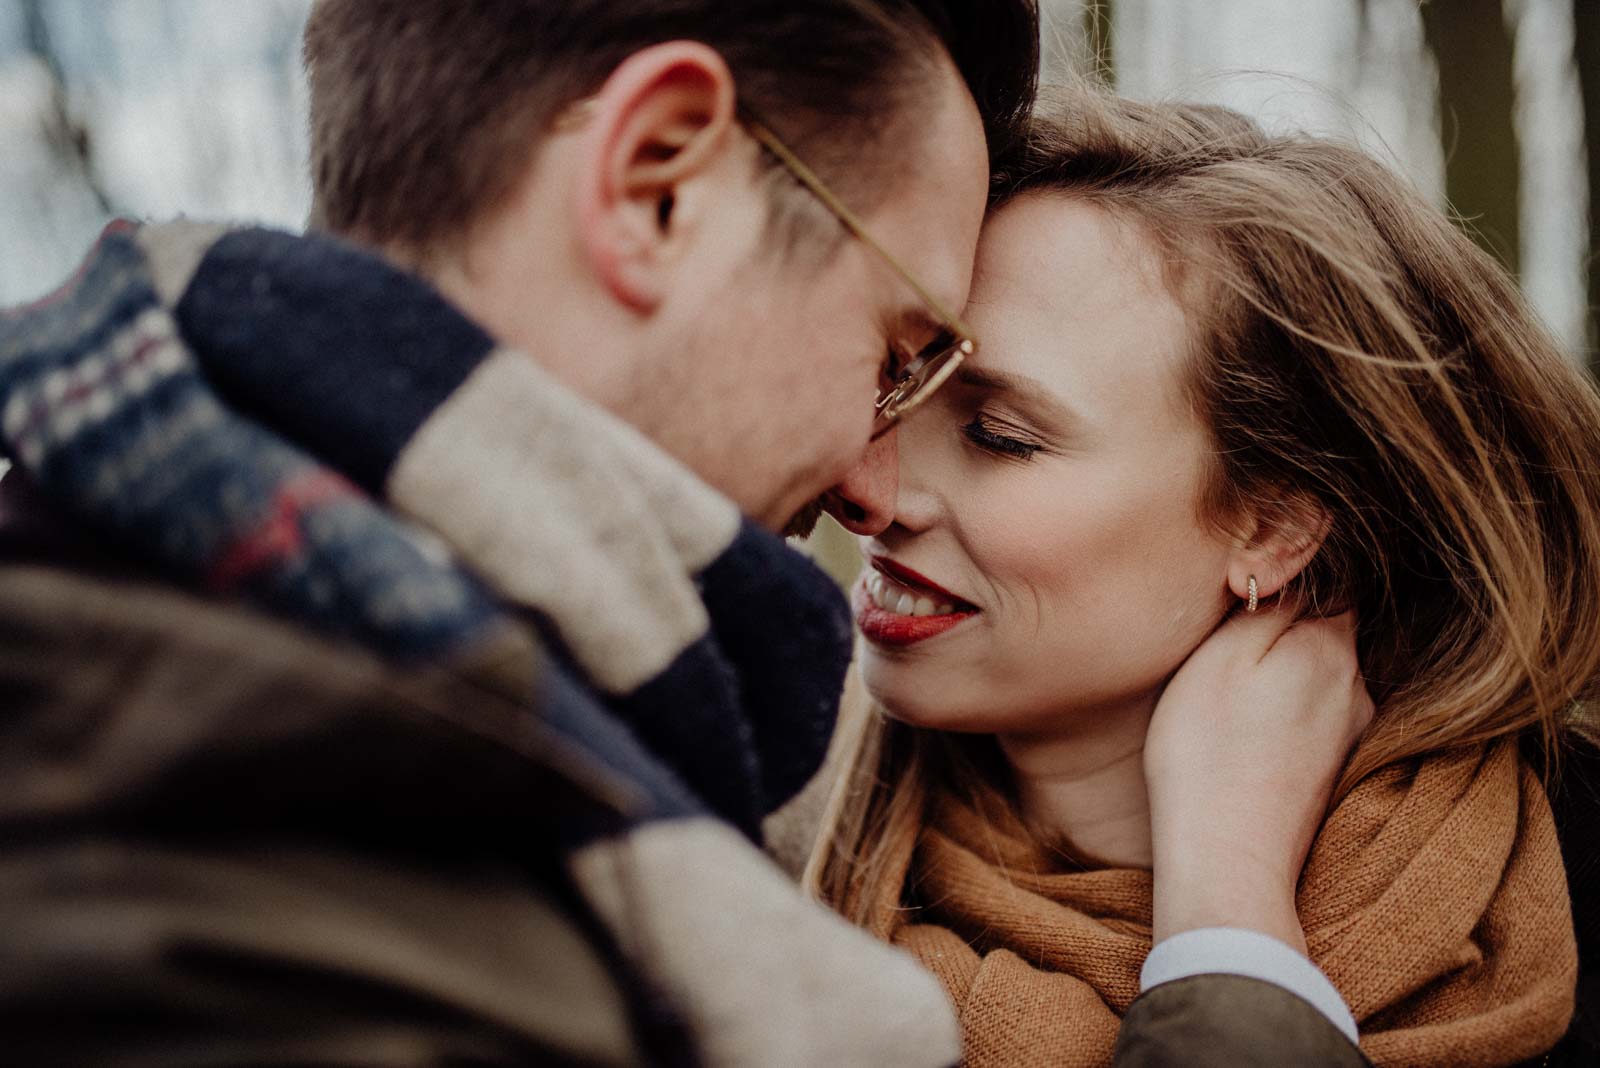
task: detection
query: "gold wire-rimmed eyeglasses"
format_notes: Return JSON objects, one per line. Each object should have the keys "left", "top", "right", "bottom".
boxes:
{"left": 740, "top": 109, "right": 977, "bottom": 440}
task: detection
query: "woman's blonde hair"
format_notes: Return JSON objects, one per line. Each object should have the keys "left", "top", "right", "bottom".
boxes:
{"left": 808, "top": 84, "right": 1600, "bottom": 926}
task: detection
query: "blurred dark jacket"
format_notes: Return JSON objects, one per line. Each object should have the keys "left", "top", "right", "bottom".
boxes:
{"left": 0, "top": 500, "right": 647, "bottom": 1066}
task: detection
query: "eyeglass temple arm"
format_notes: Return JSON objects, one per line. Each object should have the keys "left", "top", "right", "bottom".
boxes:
{"left": 740, "top": 111, "right": 977, "bottom": 342}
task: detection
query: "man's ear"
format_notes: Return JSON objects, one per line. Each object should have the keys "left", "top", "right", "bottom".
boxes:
{"left": 1226, "top": 492, "right": 1331, "bottom": 605}
{"left": 573, "top": 42, "right": 739, "bottom": 313}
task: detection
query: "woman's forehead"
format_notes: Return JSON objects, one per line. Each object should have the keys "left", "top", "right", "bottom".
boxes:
{"left": 966, "top": 195, "right": 1198, "bottom": 427}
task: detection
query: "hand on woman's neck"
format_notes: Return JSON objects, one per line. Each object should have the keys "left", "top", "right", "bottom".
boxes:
{"left": 997, "top": 702, "right": 1156, "bottom": 870}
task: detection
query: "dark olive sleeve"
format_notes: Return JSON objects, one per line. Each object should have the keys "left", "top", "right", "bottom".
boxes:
{"left": 0, "top": 564, "right": 646, "bottom": 1067}
{"left": 1114, "top": 975, "right": 1372, "bottom": 1068}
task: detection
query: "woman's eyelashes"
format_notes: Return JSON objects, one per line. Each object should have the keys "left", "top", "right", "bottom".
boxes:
{"left": 962, "top": 413, "right": 1042, "bottom": 460}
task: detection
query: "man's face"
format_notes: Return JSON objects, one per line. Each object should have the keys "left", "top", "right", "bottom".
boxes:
{"left": 678, "top": 61, "right": 990, "bottom": 530}
{"left": 427, "top": 47, "right": 988, "bottom": 534}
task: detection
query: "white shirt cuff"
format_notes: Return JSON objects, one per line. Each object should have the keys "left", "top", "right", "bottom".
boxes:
{"left": 1140, "top": 927, "right": 1358, "bottom": 1045}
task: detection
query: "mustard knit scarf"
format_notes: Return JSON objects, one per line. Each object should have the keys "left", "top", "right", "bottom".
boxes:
{"left": 868, "top": 740, "right": 1575, "bottom": 1067}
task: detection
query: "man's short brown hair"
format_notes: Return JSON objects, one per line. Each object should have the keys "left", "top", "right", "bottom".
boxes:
{"left": 303, "top": 0, "right": 1038, "bottom": 251}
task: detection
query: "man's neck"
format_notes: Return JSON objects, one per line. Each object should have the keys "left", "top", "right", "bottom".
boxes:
{"left": 996, "top": 699, "right": 1156, "bottom": 870}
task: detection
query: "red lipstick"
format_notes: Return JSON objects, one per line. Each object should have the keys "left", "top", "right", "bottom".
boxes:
{"left": 853, "top": 561, "right": 979, "bottom": 648}
{"left": 870, "top": 557, "right": 973, "bottom": 606}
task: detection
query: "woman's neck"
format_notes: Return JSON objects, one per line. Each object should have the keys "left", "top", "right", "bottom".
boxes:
{"left": 996, "top": 699, "right": 1156, "bottom": 870}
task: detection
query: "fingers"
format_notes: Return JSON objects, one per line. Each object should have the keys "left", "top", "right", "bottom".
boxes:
{"left": 1213, "top": 602, "right": 1298, "bottom": 663}
{"left": 1268, "top": 609, "right": 1358, "bottom": 674}
{"left": 1269, "top": 610, "right": 1373, "bottom": 747}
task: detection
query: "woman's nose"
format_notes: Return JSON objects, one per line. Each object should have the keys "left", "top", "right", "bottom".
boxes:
{"left": 823, "top": 426, "right": 900, "bottom": 535}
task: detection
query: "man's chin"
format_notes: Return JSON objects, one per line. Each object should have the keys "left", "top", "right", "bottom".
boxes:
{"left": 782, "top": 496, "right": 827, "bottom": 540}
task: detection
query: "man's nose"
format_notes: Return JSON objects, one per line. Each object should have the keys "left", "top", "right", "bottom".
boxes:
{"left": 823, "top": 427, "right": 900, "bottom": 536}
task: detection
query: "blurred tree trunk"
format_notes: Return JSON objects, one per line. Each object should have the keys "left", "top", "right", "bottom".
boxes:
{"left": 1421, "top": 0, "right": 1520, "bottom": 275}
{"left": 1574, "top": 0, "right": 1600, "bottom": 368}
{"left": 1085, "top": 0, "right": 1115, "bottom": 85}
{"left": 19, "top": 0, "right": 113, "bottom": 214}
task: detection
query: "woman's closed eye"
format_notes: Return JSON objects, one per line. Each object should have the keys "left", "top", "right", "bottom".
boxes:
{"left": 962, "top": 413, "right": 1042, "bottom": 461}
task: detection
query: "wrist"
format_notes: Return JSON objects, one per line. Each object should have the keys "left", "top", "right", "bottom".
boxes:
{"left": 1151, "top": 850, "right": 1308, "bottom": 955}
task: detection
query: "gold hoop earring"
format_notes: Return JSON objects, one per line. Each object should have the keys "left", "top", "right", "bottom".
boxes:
{"left": 1247, "top": 576, "right": 1259, "bottom": 613}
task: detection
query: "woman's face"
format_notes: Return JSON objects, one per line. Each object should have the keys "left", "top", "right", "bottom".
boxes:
{"left": 854, "top": 193, "right": 1238, "bottom": 733}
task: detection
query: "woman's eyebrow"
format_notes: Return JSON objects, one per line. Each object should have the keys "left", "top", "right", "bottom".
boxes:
{"left": 954, "top": 365, "right": 1079, "bottom": 428}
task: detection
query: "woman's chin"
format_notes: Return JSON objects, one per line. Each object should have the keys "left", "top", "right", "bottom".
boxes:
{"left": 862, "top": 662, "right": 984, "bottom": 733}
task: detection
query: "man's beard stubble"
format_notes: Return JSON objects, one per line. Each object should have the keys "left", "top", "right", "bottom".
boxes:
{"left": 782, "top": 495, "right": 827, "bottom": 540}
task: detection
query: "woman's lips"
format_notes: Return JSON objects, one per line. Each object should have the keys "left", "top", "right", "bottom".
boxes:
{"left": 870, "top": 557, "right": 973, "bottom": 608}
{"left": 853, "top": 569, "right": 979, "bottom": 647}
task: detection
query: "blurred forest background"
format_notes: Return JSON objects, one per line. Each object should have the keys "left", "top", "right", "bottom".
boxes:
{"left": 1, "top": 0, "right": 1596, "bottom": 575}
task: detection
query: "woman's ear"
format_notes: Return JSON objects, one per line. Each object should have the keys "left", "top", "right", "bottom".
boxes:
{"left": 1226, "top": 493, "right": 1331, "bottom": 604}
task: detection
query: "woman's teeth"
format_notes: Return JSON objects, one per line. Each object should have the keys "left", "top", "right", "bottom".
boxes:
{"left": 864, "top": 570, "right": 961, "bottom": 617}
